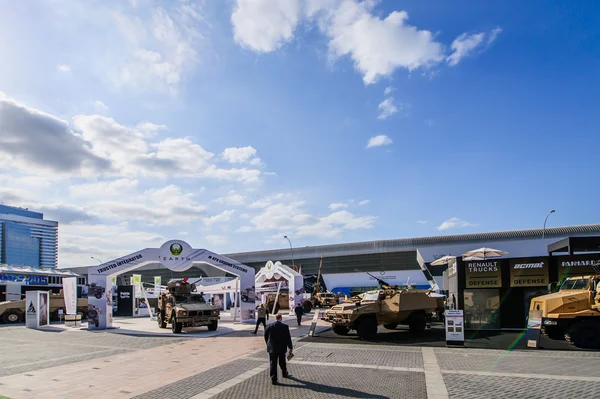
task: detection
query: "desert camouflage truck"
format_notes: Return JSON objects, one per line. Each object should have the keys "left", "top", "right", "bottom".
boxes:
{"left": 156, "top": 280, "right": 220, "bottom": 334}
{"left": 265, "top": 292, "right": 289, "bottom": 314}
{"left": 530, "top": 270, "right": 600, "bottom": 348}
{"left": 322, "top": 273, "right": 438, "bottom": 339}
{"left": 0, "top": 291, "right": 88, "bottom": 324}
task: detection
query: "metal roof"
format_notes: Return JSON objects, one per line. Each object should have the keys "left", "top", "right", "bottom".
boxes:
{"left": 225, "top": 224, "right": 600, "bottom": 263}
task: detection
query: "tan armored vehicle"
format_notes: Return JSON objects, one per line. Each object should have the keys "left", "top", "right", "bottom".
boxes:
{"left": 304, "top": 256, "right": 337, "bottom": 312}
{"left": 265, "top": 292, "right": 289, "bottom": 314}
{"left": 157, "top": 280, "right": 220, "bottom": 334}
{"left": 0, "top": 291, "right": 88, "bottom": 324}
{"left": 530, "top": 271, "right": 600, "bottom": 348}
{"left": 322, "top": 273, "right": 438, "bottom": 339}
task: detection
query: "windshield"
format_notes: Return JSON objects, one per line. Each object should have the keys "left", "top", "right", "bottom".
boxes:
{"left": 361, "top": 292, "right": 380, "bottom": 301}
{"left": 560, "top": 278, "right": 589, "bottom": 291}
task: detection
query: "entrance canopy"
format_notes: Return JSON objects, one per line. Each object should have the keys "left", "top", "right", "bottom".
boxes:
{"left": 87, "top": 240, "right": 254, "bottom": 329}
{"left": 255, "top": 261, "right": 304, "bottom": 314}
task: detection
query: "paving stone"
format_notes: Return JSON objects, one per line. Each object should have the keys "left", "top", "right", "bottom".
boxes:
{"left": 444, "top": 373, "right": 599, "bottom": 399}
{"left": 212, "top": 363, "right": 427, "bottom": 399}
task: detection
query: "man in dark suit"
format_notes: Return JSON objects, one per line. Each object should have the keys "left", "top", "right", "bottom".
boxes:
{"left": 264, "top": 313, "right": 293, "bottom": 385}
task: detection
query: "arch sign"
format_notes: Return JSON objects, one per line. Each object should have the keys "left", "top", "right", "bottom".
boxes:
{"left": 255, "top": 260, "right": 304, "bottom": 315}
{"left": 87, "top": 240, "right": 254, "bottom": 330}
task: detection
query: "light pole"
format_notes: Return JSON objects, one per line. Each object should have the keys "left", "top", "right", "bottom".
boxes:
{"left": 542, "top": 210, "right": 556, "bottom": 240}
{"left": 91, "top": 256, "right": 103, "bottom": 264}
{"left": 283, "top": 235, "right": 295, "bottom": 268}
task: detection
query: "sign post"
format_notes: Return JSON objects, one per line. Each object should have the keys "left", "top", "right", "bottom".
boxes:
{"left": 525, "top": 309, "right": 542, "bottom": 349}
{"left": 445, "top": 310, "right": 465, "bottom": 347}
{"left": 308, "top": 310, "right": 321, "bottom": 337}
{"left": 62, "top": 277, "right": 77, "bottom": 316}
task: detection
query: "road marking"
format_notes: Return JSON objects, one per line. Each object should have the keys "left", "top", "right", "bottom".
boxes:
{"left": 189, "top": 364, "right": 269, "bottom": 399}
{"left": 422, "top": 347, "right": 449, "bottom": 399}
{"left": 2, "top": 349, "right": 125, "bottom": 369}
{"left": 441, "top": 369, "right": 600, "bottom": 382}
{"left": 242, "top": 357, "right": 424, "bottom": 372}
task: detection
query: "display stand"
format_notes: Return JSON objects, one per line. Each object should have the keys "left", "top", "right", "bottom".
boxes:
{"left": 25, "top": 291, "right": 50, "bottom": 329}
{"left": 445, "top": 310, "right": 465, "bottom": 347}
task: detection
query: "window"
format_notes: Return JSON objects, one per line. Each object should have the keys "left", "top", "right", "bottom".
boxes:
{"left": 463, "top": 289, "right": 501, "bottom": 330}
{"left": 361, "top": 292, "right": 380, "bottom": 301}
{"left": 560, "top": 278, "right": 589, "bottom": 291}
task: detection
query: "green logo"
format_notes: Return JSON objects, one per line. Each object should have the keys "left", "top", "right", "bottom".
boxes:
{"left": 170, "top": 243, "right": 183, "bottom": 256}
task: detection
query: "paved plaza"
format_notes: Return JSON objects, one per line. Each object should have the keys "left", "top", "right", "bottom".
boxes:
{"left": 1, "top": 319, "right": 600, "bottom": 399}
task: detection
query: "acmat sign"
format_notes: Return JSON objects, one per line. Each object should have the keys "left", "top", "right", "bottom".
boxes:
{"left": 509, "top": 257, "right": 549, "bottom": 287}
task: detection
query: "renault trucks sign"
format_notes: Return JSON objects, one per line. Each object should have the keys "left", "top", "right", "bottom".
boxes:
{"left": 464, "top": 261, "right": 502, "bottom": 288}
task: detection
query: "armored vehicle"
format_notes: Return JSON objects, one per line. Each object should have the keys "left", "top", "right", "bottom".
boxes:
{"left": 530, "top": 271, "right": 600, "bottom": 348}
{"left": 0, "top": 291, "right": 88, "bottom": 324}
{"left": 321, "top": 273, "right": 438, "bottom": 339}
{"left": 156, "top": 279, "right": 220, "bottom": 334}
{"left": 304, "top": 255, "right": 337, "bottom": 312}
{"left": 265, "top": 292, "right": 289, "bottom": 314}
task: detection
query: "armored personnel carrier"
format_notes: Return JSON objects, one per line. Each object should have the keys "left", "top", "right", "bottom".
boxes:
{"left": 530, "top": 269, "right": 600, "bottom": 348}
{"left": 321, "top": 273, "right": 438, "bottom": 339}
{"left": 156, "top": 279, "right": 220, "bottom": 334}
{"left": 0, "top": 291, "right": 88, "bottom": 324}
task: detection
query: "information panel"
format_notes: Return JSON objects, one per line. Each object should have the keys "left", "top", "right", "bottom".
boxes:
{"left": 445, "top": 310, "right": 465, "bottom": 346}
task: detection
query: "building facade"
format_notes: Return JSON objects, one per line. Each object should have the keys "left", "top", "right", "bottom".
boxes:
{"left": 0, "top": 205, "right": 58, "bottom": 268}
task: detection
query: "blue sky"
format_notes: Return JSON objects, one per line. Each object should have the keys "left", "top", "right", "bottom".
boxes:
{"left": 0, "top": 0, "right": 598, "bottom": 267}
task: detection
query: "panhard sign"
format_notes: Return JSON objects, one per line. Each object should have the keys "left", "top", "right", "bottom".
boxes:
{"left": 557, "top": 254, "right": 600, "bottom": 276}
{"left": 509, "top": 257, "right": 549, "bottom": 287}
{"left": 464, "top": 261, "right": 502, "bottom": 288}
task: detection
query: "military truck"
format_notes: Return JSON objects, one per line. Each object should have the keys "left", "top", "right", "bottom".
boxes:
{"left": 156, "top": 279, "right": 220, "bottom": 334}
{"left": 304, "top": 255, "right": 337, "bottom": 312}
{"left": 265, "top": 291, "right": 289, "bottom": 314}
{"left": 0, "top": 291, "right": 88, "bottom": 324}
{"left": 321, "top": 273, "right": 439, "bottom": 339}
{"left": 530, "top": 272, "right": 600, "bottom": 348}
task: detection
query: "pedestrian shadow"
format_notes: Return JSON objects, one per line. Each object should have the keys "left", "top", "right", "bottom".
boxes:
{"left": 277, "top": 376, "right": 389, "bottom": 399}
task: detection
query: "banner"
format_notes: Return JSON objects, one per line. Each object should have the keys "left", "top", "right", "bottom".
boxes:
{"left": 464, "top": 261, "right": 502, "bottom": 288}
{"left": 509, "top": 257, "right": 549, "bottom": 287}
{"left": 62, "top": 277, "right": 78, "bottom": 315}
{"left": 154, "top": 276, "right": 161, "bottom": 287}
{"left": 133, "top": 274, "right": 142, "bottom": 297}
{"left": 25, "top": 291, "right": 50, "bottom": 329}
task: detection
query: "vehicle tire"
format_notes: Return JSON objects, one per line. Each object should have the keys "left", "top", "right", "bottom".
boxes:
{"left": 303, "top": 301, "right": 313, "bottom": 314}
{"left": 408, "top": 312, "right": 427, "bottom": 333}
{"left": 157, "top": 312, "right": 167, "bottom": 329}
{"left": 332, "top": 325, "right": 350, "bottom": 336}
{"left": 541, "top": 326, "right": 564, "bottom": 340}
{"left": 172, "top": 315, "right": 183, "bottom": 334}
{"left": 383, "top": 323, "right": 398, "bottom": 330}
{"left": 208, "top": 320, "right": 218, "bottom": 331}
{"left": 2, "top": 310, "right": 23, "bottom": 324}
{"left": 565, "top": 320, "right": 600, "bottom": 349}
{"left": 356, "top": 316, "right": 378, "bottom": 340}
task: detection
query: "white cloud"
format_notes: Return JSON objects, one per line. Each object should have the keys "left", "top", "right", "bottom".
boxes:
{"left": 57, "top": 64, "right": 71, "bottom": 72}
{"left": 358, "top": 200, "right": 370, "bottom": 206}
{"left": 417, "top": 220, "right": 427, "bottom": 224}
{"left": 437, "top": 217, "right": 477, "bottom": 231}
{"left": 94, "top": 100, "right": 109, "bottom": 111}
{"left": 216, "top": 191, "right": 246, "bottom": 206}
{"left": 205, "top": 234, "right": 227, "bottom": 246}
{"left": 366, "top": 135, "right": 392, "bottom": 148}
{"left": 377, "top": 97, "right": 397, "bottom": 119}
{"left": 204, "top": 209, "right": 235, "bottom": 225}
{"left": 231, "top": 0, "right": 301, "bottom": 53}
{"left": 222, "top": 146, "right": 260, "bottom": 164}
{"left": 69, "top": 179, "right": 139, "bottom": 199}
{"left": 329, "top": 203, "right": 348, "bottom": 211}
{"left": 311, "top": 1, "right": 445, "bottom": 84}
{"left": 136, "top": 122, "right": 167, "bottom": 136}
{"left": 384, "top": 86, "right": 394, "bottom": 95}
{"left": 447, "top": 28, "right": 502, "bottom": 66}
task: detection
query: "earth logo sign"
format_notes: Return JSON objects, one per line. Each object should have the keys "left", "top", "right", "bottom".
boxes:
{"left": 158, "top": 240, "right": 195, "bottom": 272}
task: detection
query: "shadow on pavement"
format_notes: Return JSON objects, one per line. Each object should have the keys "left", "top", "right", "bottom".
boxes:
{"left": 277, "top": 376, "right": 389, "bottom": 399}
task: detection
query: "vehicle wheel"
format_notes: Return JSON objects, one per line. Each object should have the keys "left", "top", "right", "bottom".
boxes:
{"left": 409, "top": 312, "right": 427, "bottom": 333}
{"left": 356, "top": 316, "right": 378, "bottom": 340}
{"left": 157, "top": 312, "right": 167, "bottom": 329}
{"left": 303, "top": 301, "right": 313, "bottom": 314}
{"left": 565, "top": 320, "right": 600, "bottom": 349}
{"left": 383, "top": 323, "right": 398, "bottom": 330}
{"left": 332, "top": 325, "right": 350, "bottom": 336}
{"left": 541, "top": 326, "right": 564, "bottom": 340}
{"left": 208, "top": 320, "right": 218, "bottom": 331}
{"left": 2, "top": 310, "right": 23, "bottom": 324}
{"left": 172, "top": 315, "right": 183, "bottom": 334}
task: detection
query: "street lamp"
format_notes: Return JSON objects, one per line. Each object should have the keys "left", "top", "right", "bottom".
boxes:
{"left": 283, "top": 236, "right": 295, "bottom": 268}
{"left": 542, "top": 210, "right": 556, "bottom": 240}
{"left": 91, "top": 256, "right": 103, "bottom": 264}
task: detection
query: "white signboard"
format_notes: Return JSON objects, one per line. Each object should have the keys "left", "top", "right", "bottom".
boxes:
{"left": 445, "top": 310, "right": 465, "bottom": 344}
{"left": 62, "top": 277, "right": 77, "bottom": 315}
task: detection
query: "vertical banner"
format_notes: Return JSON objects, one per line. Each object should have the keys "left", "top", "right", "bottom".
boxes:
{"left": 445, "top": 310, "right": 465, "bottom": 346}
{"left": 62, "top": 277, "right": 78, "bottom": 315}
{"left": 154, "top": 276, "right": 161, "bottom": 294}
{"left": 26, "top": 291, "right": 38, "bottom": 329}
{"left": 133, "top": 274, "right": 142, "bottom": 297}
{"left": 39, "top": 292, "right": 49, "bottom": 327}
{"left": 111, "top": 276, "right": 117, "bottom": 287}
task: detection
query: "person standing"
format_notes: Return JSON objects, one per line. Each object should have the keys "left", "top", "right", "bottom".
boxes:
{"left": 264, "top": 314, "right": 293, "bottom": 385}
{"left": 252, "top": 303, "right": 269, "bottom": 334}
{"left": 294, "top": 302, "right": 304, "bottom": 326}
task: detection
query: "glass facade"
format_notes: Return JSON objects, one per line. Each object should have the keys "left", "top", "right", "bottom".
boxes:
{"left": 0, "top": 205, "right": 58, "bottom": 268}
{"left": 463, "top": 289, "right": 501, "bottom": 330}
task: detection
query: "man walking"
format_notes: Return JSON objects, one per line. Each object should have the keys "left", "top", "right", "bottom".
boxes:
{"left": 294, "top": 302, "right": 304, "bottom": 326}
{"left": 252, "top": 303, "right": 268, "bottom": 335}
{"left": 264, "top": 314, "right": 293, "bottom": 385}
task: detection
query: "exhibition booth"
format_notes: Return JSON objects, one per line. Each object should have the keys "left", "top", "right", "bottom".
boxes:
{"left": 255, "top": 260, "right": 304, "bottom": 315}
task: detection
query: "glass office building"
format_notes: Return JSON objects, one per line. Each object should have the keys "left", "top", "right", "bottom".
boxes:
{"left": 0, "top": 205, "right": 58, "bottom": 268}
